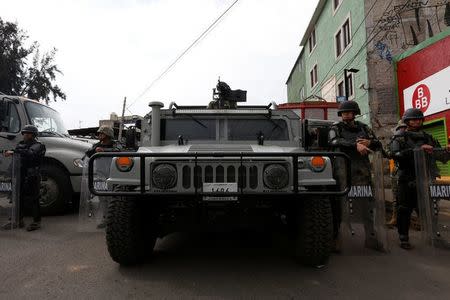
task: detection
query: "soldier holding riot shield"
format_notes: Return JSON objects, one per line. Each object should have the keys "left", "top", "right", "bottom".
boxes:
{"left": 328, "top": 101, "right": 382, "bottom": 251}
{"left": 2, "top": 125, "right": 45, "bottom": 231}
{"left": 84, "top": 125, "right": 121, "bottom": 229}
{"left": 390, "top": 108, "right": 450, "bottom": 249}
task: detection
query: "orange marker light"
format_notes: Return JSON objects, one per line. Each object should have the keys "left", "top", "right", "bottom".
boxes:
{"left": 116, "top": 157, "right": 134, "bottom": 172}
{"left": 310, "top": 156, "right": 326, "bottom": 171}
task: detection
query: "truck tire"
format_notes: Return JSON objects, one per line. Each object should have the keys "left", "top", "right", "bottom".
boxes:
{"left": 294, "top": 196, "right": 333, "bottom": 267}
{"left": 106, "top": 197, "right": 157, "bottom": 265}
{"left": 40, "top": 164, "right": 72, "bottom": 215}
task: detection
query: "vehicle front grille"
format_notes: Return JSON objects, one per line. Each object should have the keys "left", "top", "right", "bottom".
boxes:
{"left": 180, "top": 163, "right": 258, "bottom": 190}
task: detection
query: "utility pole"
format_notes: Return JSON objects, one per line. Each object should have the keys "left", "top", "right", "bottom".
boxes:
{"left": 118, "top": 96, "right": 127, "bottom": 141}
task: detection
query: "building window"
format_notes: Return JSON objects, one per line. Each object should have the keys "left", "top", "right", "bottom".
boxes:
{"left": 309, "top": 29, "right": 316, "bottom": 53}
{"left": 335, "top": 16, "right": 352, "bottom": 58}
{"left": 343, "top": 19, "right": 351, "bottom": 48}
{"left": 346, "top": 72, "right": 354, "bottom": 98}
{"left": 333, "top": 0, "right": 343, "bottom": 12}
{"left": 310, "top": 64, "right": 318, "bottom": 88}
{"left": 335, "top": 31, "right": 342, "bottom": 57}
{"left": 337, "top": 80, "right": 345, "bottom": 97}
{"left": 300, "top": 87, "right": 305, "bottom": 100}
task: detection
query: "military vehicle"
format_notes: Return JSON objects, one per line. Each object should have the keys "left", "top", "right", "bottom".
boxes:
{"left": 85, "top": 81, "right": 350, "bottom": 266}
{"left": 0, "top": 95, "right": 91, "bottom": 214}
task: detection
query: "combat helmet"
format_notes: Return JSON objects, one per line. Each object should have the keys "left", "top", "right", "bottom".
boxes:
{"left": 394, "top": 120, "right": 407, "bottom": 131}
{"left": 337, "top": 101, "right": 361, "bottom": 116}
{"left": 402, "top": 108, "right": 424, "bottom": 122}
{"left": 21, "top": 124, "right": 39, "bottom": 136}
{"left": 97, "top": 125, "right": 114, "bottom": 139}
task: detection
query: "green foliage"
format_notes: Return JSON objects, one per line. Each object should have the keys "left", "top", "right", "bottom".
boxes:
{"left": 0, "top": 17, "right": 65, "bottom": 104}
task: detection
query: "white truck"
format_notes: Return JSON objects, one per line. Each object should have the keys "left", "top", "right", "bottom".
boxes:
{"left": 0, "top": 95, "right": 91, "bottom": 214}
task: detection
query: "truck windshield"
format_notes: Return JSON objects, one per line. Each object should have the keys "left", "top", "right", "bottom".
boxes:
{"left": 228, "top": 119, "right": 289, "bottom": 140}
{"left": 161, "top": 119, "right": 216, "bottom": 140}
{"left": 25, "top": 101, "right": 68, "bottom": 135}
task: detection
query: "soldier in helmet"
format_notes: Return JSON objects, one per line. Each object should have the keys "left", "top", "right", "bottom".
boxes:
{"left": 85, "top": 125, "right": 122, "bottom": 228}
{"left": 328, "top": 101, "right": 382, "bottom": 251}
{"left": 389, "top": 108, "right": 450, "bottom": 249}
{"left": 386, "top": 120, "right": 407, "bottom": 228}
{"left": 85, "top": 125, "right": 121, "bottom": 158}
{"left": 3, "top": 125, "right": 46, "bottom": 231}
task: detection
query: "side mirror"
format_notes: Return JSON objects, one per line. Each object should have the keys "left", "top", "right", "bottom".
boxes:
{"left": 316, "top": 127, "right": 330, "bottom": 148}
{"left": 125, "top": 128, "right": 138, "bottom": 150}
{"left": 0, "top": 100, "right": 7, "bottom": 122}
{"left": 135, "top": 119, "right": 142, "bottom": 130}
{"left": 0, "top": 132, "right": 17, "bottom": 140}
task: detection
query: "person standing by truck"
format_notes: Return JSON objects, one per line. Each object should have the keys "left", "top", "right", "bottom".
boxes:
{"left": 2, "top": 125, "right": 46, "bottom": 231}
{"left": 85, "top": 125, "right": 121, "bottom": 228}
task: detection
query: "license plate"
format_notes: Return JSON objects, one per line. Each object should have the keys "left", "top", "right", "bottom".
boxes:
{"left": 93, "top": 181, "right": 108, "bottom": 191}
{"left": 0, "top": 182, "right": 12, "bottom": 192}
{"left": 202, "top": 183, "right": 238, "bottom": 201}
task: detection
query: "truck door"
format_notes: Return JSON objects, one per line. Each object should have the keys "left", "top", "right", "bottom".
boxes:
{"left": 0, "top": 98, "right": 22, "bottom": 174}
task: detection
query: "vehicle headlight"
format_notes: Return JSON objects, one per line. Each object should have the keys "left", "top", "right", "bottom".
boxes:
{"left": 263, "top": 164, "right": 289, "bottom": 189}
{"left": 152, "top": 164, "right": 177, "bottom": 189}
{"left": 73, "top": 158, "right": 85, "bottom": 168}
{"left": 309, "top": 156, "right": 326, "bottom": 172}
{"left": 298, "top": 158, "right": 306, "bottom": 169}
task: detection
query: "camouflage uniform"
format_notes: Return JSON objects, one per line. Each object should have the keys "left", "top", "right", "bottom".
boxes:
{"left": 85, "top": 126, "right": 122, "bottom": 228}
{"left": 390, "top": 108, "right": 450, "bottom": 248}
{"left": 386, "top": 120, "right": 407, "bottom": 227}
{"left": 328, "top": 101, "right": 381, "bottom": 246}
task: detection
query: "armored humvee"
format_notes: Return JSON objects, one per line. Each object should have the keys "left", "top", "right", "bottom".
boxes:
{"left": 86, "top": 81, "right": 350, "bottom": 266}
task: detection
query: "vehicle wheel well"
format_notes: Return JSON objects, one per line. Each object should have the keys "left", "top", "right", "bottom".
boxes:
{"left": 42, "top": 157, "right": 73, "bottom": 192}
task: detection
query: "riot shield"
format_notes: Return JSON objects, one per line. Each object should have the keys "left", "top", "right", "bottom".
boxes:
{"left": 0, "top": 153, "right": 20, "bottom": 230}
{"left": 414, "top": 148, "right": 450, "bottom": 250}
{"left": 340, "top": 151, "right": 389, "bottom": 252}
{"left": 78, "top": 156, "right": 113, "bottom": 232}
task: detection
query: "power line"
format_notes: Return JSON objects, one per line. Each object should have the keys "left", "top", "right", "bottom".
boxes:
{"left": 127, "top": 0, "right": 240, "bottom": 111}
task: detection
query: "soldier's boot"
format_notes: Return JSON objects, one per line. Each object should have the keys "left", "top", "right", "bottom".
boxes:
{"left": 97, "top": 218, "right": 107, "bottom": 229}
{"left": 399, "top": 235, "right": 413, "bottom": 250}
{"left": 386, "top": 207, "right": 397, "bottom": 228}
{"left": 26, "top": 222, "right": 41, "bottom": 232}
{"left": 2, "top": 219, "right": 25, "bottom": 230}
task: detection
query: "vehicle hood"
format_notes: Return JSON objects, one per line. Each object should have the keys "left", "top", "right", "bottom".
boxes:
{"left": 138, "top": 144, "right": 299, "bottom": 153}
{"left": 39, "top": 137, "right": 92, "bottom": 153}
{"left": 39, "top": 137, "right": 91, "bottom": 175}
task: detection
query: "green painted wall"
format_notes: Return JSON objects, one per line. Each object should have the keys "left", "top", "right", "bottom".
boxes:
{"left": 286, "top": 51, "right": 306, "bottom": 102}
{"left": 287, "top": 0, "right": 370, "bottom": 123}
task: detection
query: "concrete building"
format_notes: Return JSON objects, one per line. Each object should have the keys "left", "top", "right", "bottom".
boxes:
{"left": 287, "top": 0, "right": 450, "bottom": 140}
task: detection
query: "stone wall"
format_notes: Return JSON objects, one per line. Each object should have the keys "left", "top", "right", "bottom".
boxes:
{"left": 364, "top": 0, "right": 450, "bottom": 142}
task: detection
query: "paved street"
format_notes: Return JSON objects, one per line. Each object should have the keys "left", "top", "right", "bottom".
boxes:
{"left": 1, "top": 214, "right": 450, "bottom": 300}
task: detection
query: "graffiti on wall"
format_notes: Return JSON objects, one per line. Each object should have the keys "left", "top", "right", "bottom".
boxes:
{"left": 369, "top": 0, "right": 450, "bottom": 63}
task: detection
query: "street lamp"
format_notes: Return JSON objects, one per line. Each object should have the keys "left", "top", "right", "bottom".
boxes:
{"left": 344, "top": 68, "right": 359, "bottom": 100}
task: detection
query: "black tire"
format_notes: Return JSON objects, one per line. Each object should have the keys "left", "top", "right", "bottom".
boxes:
{"left": 106, "top": 197, "right": 157, "bottom": 265}
{"left": 40, "top": 164, "right": 72, "bottom": 215}
{"left": 294, "top": 196, "right": 333, "bottom": 267}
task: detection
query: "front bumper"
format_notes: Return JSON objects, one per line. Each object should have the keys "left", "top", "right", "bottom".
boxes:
{"left": 88, "top": 152, "right": 351, "bottom": 197}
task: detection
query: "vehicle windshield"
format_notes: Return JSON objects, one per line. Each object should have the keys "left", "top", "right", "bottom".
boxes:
{"left": 161, "top": 119, "right": 216, "bottom": 140}
{"left": 228, "top": 119, "right": 289, "bottom": 140}
{"left": 25, "top": 101, "right": 68, "bottom": 135}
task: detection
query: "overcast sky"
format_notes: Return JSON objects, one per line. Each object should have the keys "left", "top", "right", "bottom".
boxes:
{"left": 1, "top": 0, "right": 318, "bottom": 129}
